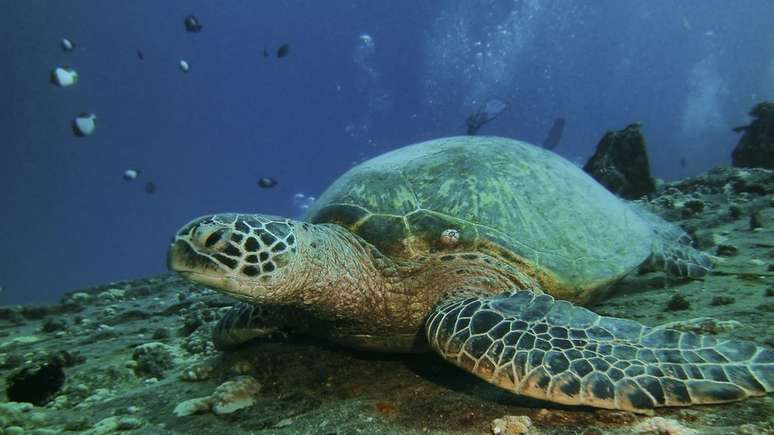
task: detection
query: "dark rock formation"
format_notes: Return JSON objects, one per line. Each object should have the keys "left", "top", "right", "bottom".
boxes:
{"left": 6, "top": 359, "right": 65, "bottom": 405}
{"left": 731, "top": 102, "right": 774, "bottom": 168}
{"left": 583, "top": 123, "right": 656, "bottom": 199}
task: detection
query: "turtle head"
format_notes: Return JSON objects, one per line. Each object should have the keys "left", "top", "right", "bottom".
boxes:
{"left": 168, "top": 213, "right": 302, "bottom": 303}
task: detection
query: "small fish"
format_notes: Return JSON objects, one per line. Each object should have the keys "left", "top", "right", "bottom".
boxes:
{"left": 137, "top": 50, "right": 144, "bottom": 60}
{"left": 50, "top": 67, "right": 79, "bottom": 87}
{"left": 277, "top": 44, "right": 290, "bottom": 58}
{"left": 71, "top": 113, "right": 96, "bottom": 137}
{"left": 541, "top": 118, "right": 566, "bottom": 150}
{"left": 179, "top": 60, "right": 190, "bottom": 72}
{"left": 679, "top": 158, "right": 687, "bottom": 169}
{"left": 263, "top": 47, "right": 269, "bottom": 58}
{"left": 258, "top": 177, "right": 278, "bottom": 188}
{"left": 123, "top": 169, "right": 140, "bottom": 180}
{"left": 184, "top": 15, "right": 202, "bottom": 32}
{"left": 144, "top": 181, "right": 156, "bottom": 194}
{"left": 61, "top": 38, "right": 75, "bottom": 52}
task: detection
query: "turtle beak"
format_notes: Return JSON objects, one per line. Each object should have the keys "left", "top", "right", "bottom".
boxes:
{"left": 167, "top": 238, "right": 197, "bottom": 272}
{"left": 167, "top": 238, "right": 217, "bottom": 276}
{"left": 167, "top": 239, "right": 240, "bottom": 291}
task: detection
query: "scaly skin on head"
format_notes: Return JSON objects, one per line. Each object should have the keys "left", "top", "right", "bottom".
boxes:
{"left": 168, "top": 213, "right": 403, "bottom": 340}
{"left": 168, "top": 213, "right": 538, "bottom": 351}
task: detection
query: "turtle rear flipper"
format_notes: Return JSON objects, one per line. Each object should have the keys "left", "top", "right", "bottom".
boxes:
{"left": 426, "top": 290, "right": 772, "bottom": 413}
{"left": 648, "top": 232, "right": 712, "bottom": 279}
{"left": 630, "top": 203, "right": 712, "bottom": 278}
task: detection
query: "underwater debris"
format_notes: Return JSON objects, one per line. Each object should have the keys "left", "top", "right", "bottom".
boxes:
{"left": 61, "top": 38, "right": 74, "bottom": 52}
{"left": 750, "top": 210, "right": 764, "bottom": 229}
{"left": 174, "top": 376, "right": 261, "bottom": 416}
{"left": 541, "top": 118, "right": 565, "bottom": 150}
{"left": 490, "top": 415, "right": 532, "bottom": 434}
{"left": 666, "top": 293, "right": 690, "bottom": 311}
{"left": 710, "top": 296, "right": 735, "bottom": 306}
{"left": 682, "top": 199, "right": 705, "bottom": 214}
{"left": 277, "top": 43, "right": 290, "bottom": 58}
{"left": 465, "top": 98, "right": 508, "bottom": 135}
{"left": 50, "top": 67, "right": 78, "bottom": 87}
{"left": 184, "top": 15, "right": 202, "bottom": 32}
{"left": 633, "top": 416, "right": 699, "bottom": 435}
{"left": 71, "top": 113, "right": 96, "bottom": 137}
{"left": 179, "top": 59, "right": 190, "bottom": 72}
{"left": 359, "top": 33, "right": 373, "bottom": 46}
{"left": 90, "top": 416, "right": 144, "bottom": 433}
{"left": 41, "top": 318, "right": 66, "bottom": 333}
{"left": 257, "top": 177, "right": 278, "bottom": 188}
{"left": 5, "top": 359, "right": 65, "bottom": 406}
{"left": 132, "top": 342, "right": 174, "bottom": 379}
{"left": 211, "top": 376, "right": 261, "bottom": 414}
{"left": 716, "top": 244, "right": 739, "bottom": 256}
{"left": 123, "top": 169, "right": 140, "bottom": 181}
{"left": 583, "top": 123, "right": 655, "bottom": 200}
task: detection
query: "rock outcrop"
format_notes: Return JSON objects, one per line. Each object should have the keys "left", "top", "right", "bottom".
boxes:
{"left": 583, "top": 123, "right": 656, "bottom": 199}
{"left": 731, "top": 102, "right": 774, "bottom": 169}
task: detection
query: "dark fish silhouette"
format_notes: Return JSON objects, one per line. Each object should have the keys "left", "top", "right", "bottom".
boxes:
{"left": 466, "top": 99, "right": 508, "bottom": 135}
{"left": 184, "top": 15, "right": 202, "bottom": 32}
{"left": 541, "top": 118, "right": 566, "bottom": 150}
{"left": 258, "top": 177, "right": 278, "bottom": 188}
{"left": 263, "top": 47, "right": 269, "bottom": 58}
{"left": 277, "top": 44, "right": 290, "bottom": 58}
{"left": 144, "top": 182, "right": 156, "bottom": 194}
{"left": 679, "top": 157, "right": 687, "bottom": 169}
{"left": 732, "top": 125, "right": 749, "bottom": 133}
{"left": 137, "top": 50, "right": 144, "bottom": 60}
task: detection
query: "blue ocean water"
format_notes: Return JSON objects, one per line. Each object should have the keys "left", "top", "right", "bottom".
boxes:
{"left": 1, "top": 0, "right": 773, "bottom": 305}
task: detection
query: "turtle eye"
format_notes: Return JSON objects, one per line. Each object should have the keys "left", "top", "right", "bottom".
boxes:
{"left": 205, "top": 230, "right": 224, "bottom": 247}
{"left": 191, "top": 223, "right": 232, "bottom": 252}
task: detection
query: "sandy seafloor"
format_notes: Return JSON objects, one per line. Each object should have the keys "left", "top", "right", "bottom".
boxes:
{"left": 1, "top": 166, "right": 774, "bottom": 435}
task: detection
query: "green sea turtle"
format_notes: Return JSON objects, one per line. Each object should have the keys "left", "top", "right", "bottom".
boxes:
{"left": 168, "top": 136, "right": 773, "bottom": 413}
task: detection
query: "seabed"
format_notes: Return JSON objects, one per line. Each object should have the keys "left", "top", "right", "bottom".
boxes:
{"left": 1, "top": 166, "right": 773, "bottom": 434}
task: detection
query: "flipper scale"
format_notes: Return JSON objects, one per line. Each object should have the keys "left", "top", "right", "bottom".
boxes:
{"left": 426, "top": 290, "right": 773, "bottom": 413}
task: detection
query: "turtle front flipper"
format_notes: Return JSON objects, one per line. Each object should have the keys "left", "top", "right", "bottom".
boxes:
{"left": 426, "top": 290, "right": 773, "bottom": 413}
{"left": 214, "top": 302, "right": 298, "bottom": 350}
